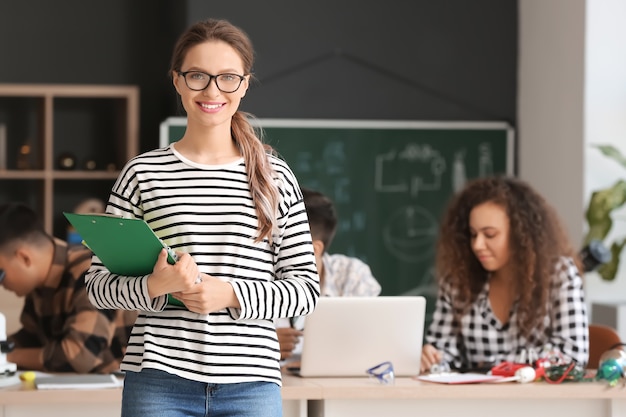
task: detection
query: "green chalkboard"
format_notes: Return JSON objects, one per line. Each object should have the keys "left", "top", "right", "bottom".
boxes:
{"left": 160, "top": 118, "right": 515, "bottom": 316}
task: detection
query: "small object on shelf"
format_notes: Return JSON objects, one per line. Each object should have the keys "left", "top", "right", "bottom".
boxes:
{"left": 0, "top": 83, "right": 139, "bottom": 234}
{"left": 106, "top": 162, "right": 117, "bottom": 171}
{"left": 57, "top": 152, "right": 77, "bottom": 170}
{"left": 83, "top": 157, "right": 98, "bottom": 170}
{"left": 17, "top": 142, "right": 32, "bottom": 170}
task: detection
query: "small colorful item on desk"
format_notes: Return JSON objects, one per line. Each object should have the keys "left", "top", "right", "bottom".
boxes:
{"left": 535, "top": 362, "right": 588, "bottom": 384}
{"left": 596, "top": 348, "right": 626, "bottom": 387}
{"left": 19, "top": 371, "right": 36, "bottom": 382}
{"left": 490, "top": 362, "right": 529, "bottom": 377}
{"left": 489, "top": 362, "right": 536, "bottom": 383}
{"left": 366, "top": 361, "right": 395, "bottom": 385}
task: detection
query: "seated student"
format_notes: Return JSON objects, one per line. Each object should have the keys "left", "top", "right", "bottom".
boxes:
{"left": 278, "top": 188, "right": 381, "bottom": 361}
{"left": 421, "top": 176, "right": 589, "bottom": 373}
{"left": 0, "top": 203, "right": 137, "bottom": 373}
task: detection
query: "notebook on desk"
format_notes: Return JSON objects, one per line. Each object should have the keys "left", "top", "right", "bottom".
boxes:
{"left": 296, "top": 296, "right": 426, "bottom": 378}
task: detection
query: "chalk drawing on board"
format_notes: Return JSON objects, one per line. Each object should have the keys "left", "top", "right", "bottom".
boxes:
{"left": 479, "top": 142, "right": 494, "bottom": 177}
{"left": 289, "top": 141, "right": 353, "bottom": 201}
{"left": 383, "top": 205, "right": 438, "bottom": 263}
{"left": 452, "top": 150, "right": 467, "bottom": 192}
{"left": 375, "top": 143, "right": 446, "bottom": 198}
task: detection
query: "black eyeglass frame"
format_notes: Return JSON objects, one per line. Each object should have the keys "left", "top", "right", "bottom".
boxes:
{"left": 177, "top": 70, "right": 246, "bottom": 93}
{"left": 0, "top": 269, "right": 5, "bottom": 286}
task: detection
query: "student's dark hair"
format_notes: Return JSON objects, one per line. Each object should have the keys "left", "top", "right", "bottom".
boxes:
{"left": 169, "top": 18, "right": 279, "bottom": 243}
{"left": 436, "top": 175, "right": 581, "bottom": 339}
{"left": 301, "top": 188, "right": 338, "bottom": 250}
{"left": 0, "top": 203, "right": 48, "bottom": 253}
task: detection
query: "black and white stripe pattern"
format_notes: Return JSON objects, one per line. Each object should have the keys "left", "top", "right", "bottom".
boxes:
{"left": 85, "top": 145, "right": 320, "bottom": 385}
{"left": 426, "top": 256, "right": 589, "bottom": 368}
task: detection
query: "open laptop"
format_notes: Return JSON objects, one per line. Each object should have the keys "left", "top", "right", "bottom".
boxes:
{"left": 296, "top": 296, "right": 426, "bottom": 377}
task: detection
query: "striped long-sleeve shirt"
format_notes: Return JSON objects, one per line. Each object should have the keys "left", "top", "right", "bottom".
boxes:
{"left": 85, "top": 145, "right": 320, "bottom": 386}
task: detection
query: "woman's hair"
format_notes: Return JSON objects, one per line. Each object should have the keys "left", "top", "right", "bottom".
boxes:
{"left": 436, "top": 175, "right": 580, "bottom": 338}
{"left": 169, "top": 19, "right": 279, "bottom": 243}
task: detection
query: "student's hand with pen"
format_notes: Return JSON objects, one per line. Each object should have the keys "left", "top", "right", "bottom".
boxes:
{"left": 277, "top": 327, "right": 303, "bottom": 360}
{"left": 420, "top": 344, "right": 443, "bottom": 374}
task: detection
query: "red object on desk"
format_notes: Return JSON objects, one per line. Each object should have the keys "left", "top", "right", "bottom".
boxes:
{"left": 491, "top": 362, "right": 529, "bottom": 377}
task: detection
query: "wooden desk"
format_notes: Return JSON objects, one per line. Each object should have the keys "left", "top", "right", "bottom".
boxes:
{"left": 307, "top": 377, "right": 626, "bottom": 417}
{"left": 1, "top": 374, "right": 625, "bottom": 417}
{"left": 0, "top": 374, "right": 322, "bottom": 417}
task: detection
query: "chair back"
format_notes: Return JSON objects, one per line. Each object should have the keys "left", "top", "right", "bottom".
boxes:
{"left": 588, "top": 324, "right": 623, "bottom": 369}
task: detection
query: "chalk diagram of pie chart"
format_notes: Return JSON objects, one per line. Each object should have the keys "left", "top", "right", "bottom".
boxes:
{"left": 382, "top": 205, "right": 438, "bottom": 263}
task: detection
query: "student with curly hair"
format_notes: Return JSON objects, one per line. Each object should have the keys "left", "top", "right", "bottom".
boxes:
{"left": 420, "top": 176, "right": 589, "bottom": 373}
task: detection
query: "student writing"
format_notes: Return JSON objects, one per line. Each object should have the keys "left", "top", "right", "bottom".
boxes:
{"left": 0, "top": 203, "right": 136, "bottom": 373}
{"left": 421, "top": 176, "right": 589, "bottom": 373}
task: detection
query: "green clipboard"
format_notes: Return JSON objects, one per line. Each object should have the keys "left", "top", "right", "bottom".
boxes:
{"left": 63, "top": 212, "right": 185, "bottom": 308}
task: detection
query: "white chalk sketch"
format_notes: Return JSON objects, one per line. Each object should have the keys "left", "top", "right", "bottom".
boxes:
{"left": 376, "top": 142, "right": 498, "bottom": 262}
{"left": 382, "top": 205, "right": 438, "bottom": 263}
{"left": 479, "top": 143, "right": 493, "bottom": 177}
{"left": 452, "top": 149, "right": 467, "bottom": 192}
{"left": 322, "top": 141, "right": 346, "bottom": 175}
{"left": 293, "top": 151, "right": 314, "bottom": 173}
{"left": 375, "top": 143, "right": 447, "bottom": 197}
{"left": 332, "top": 177, "right": 351, "bottom": 204}
{"left": 375, "top": 143, "right": 444, "bottom": 262}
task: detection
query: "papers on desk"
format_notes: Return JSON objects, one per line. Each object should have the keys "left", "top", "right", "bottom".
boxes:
{"left": 35, "top": 374, "right": 123, "bottom": 390}
{"left": 416, "top": 372, "right": 506, "bottom": 384}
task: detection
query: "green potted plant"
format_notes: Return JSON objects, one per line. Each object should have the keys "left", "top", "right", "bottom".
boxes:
{"left": 584, "top": 144, "right": 626, "bottom": 280}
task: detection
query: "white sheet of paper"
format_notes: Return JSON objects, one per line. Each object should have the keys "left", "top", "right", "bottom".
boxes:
{"left": 416, "top": 372, "right": 506, "bottom": 384}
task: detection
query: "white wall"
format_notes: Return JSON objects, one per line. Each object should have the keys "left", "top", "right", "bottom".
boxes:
{"left": 584, "top": 0, "right": 626, "bottom": 305}
{"left": 518, "top": 0, "right": 586, "bottom": 246}
{"left": 519, "top": 0, "right": 626, "bottom": 325}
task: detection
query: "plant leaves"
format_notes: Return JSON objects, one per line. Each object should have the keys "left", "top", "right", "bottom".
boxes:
{"left": 586, "top": 144, "right": 626, "bottom": 280}
{"left": 597, "top": 239, "right": 626, "bottom": 281}
{"left": 595, "top": 144, "right": 626, "bottom": 170}
{"left": 584, "top": 180, "right": 626, "bottom": 244}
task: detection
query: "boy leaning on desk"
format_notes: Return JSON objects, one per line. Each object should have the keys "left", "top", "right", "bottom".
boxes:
{"left": 0, "top": 202, "right": 136, "bottom": 373}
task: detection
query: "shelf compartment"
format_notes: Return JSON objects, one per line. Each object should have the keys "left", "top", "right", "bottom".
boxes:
{"left": 0, "top": 96, "right": 45, "bottom": 170}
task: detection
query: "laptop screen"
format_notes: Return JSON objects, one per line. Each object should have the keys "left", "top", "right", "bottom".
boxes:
{"left": 298, "top": 296, "right": 426, "bottom": 377}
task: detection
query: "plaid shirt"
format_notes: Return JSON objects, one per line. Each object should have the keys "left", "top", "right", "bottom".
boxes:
{"left": 426, "top": 256, "right": 589, "bottom": 369}
{"left": 9, "top": 239, "right": 137, "bottom": 373}
{"left": 322, "top": 253, "right": 382, "bottom": 297}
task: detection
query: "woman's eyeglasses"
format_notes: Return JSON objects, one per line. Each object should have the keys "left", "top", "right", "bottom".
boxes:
{"left": 178, "top": 71, "right": 246, "bottom": 93}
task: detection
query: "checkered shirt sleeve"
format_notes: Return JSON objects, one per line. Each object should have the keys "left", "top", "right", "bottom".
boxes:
{"left": 426, "top": 256, "right": 589, "bottom": 369}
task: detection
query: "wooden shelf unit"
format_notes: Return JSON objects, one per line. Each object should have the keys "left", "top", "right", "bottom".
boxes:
{"left": 0, "top": 84, "right": 139, "bottom": 235}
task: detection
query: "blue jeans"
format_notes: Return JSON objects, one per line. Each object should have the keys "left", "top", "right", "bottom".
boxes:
{"left": 121, "top": 368, "right": 282, "bottom": 417}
